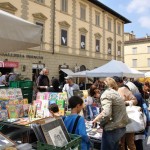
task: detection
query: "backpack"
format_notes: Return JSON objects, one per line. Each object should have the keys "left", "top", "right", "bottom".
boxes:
{"left": 63, "top": 115, "right": 81, "bottom": 134}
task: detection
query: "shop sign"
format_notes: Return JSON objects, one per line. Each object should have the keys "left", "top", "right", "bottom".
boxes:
{"left": 4, "top": 61, "right": 19, "bottom": 68}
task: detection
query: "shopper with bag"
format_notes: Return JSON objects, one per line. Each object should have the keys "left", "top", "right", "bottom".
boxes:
{"left": 92, "top": 77, "right": 128, "bottom": 150}
{"left": 113, "top": 76, "right": 138, "bottom": 150}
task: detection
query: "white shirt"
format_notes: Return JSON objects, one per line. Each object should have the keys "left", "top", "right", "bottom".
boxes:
{"left": 126, "top": 81, "right": 140, "bottom": 95}
{"left": 62, "top": 83, "right": 79, "bottom": 98}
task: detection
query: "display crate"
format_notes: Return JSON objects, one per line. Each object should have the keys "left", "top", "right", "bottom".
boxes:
{"left": 9, "top": 81, "right": 19, "bottom": 88}
{"left": 22, "top": 92, "right": 33, "bottom": 103}
{"left": 9, "top": 81, "right": 33, "bottom": 89}
{"left": 37, "top": 134, "right": 81, "bottom": 150}
{"left": 18, "top": 81, "right": 33, "bottom": 89}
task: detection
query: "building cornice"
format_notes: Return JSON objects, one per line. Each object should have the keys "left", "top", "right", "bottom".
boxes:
{"left": 79, "top": 27, "right": 88, "bottom": 33}
{"left": 88, "top": 0, "right": 131, "bottom": 24}
{"left": 124, "top": 37, "right": 150, "bottom": 45}
{"left": 32, "top": 12, "right": 47, "bottom": 20}
{"left": 0, "top": 2, "right": 17, "bottom": 13}
{"left": 58, "top": 21, "right": 70, "bottom": 27}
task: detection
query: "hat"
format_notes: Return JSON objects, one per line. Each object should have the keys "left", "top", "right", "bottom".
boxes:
{"left": 65, "top": 76, "right": 73, "bottom": 80}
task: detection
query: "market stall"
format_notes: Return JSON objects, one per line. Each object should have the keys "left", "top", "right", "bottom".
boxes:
{"left": 0, "top": 10, "right": 42, "bottom": 52}
{"left": 86, "top": 60, "right": 144, "bottom": 78}
{"left": 0, "top": 10, "right": 43, "bottom": 149}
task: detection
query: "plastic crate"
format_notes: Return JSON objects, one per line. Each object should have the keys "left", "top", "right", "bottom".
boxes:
{"left": 9, "top": 81, "right": 19, "bottom": 88}
{"left": 22, "top": 92, "right": 33, "bottom": 103}
{"left": 37, "top": 134, "right": 81, "bottom": 150}
{"left": 18, "top": 81, "right": 33, "bottom": 89}
{"left": 21, "top": 88, "right": 33, "bottom": 94}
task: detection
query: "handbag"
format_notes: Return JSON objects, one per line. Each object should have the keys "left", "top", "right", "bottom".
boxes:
{"left": 126, "top": 106, "right": 146, "bottom": 133}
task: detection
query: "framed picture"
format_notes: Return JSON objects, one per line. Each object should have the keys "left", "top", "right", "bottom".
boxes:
{"left": 41, "top": 118, "right": 71, "bottom": 147}
{"left": 0, "top": 132, "right": 15, "bottom": 149}
{"left": 48, "top": 126, "right": 68, "bottom": 147}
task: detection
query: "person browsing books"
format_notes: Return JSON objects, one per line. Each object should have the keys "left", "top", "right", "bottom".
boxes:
{"left": 62, "top": 76, "right": 79, "bottom": 98}
{"left": 48, "top": 103, "right": 60, "bottom": 118}
{"left": 62, "top": 96, "right": 90, "bottom": 150}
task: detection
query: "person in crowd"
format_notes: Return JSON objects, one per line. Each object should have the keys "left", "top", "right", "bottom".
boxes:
{"left": 123, "top": 77, "right": 140, "bottom": 95}
{"left": 79, "top": 80, "right": 85, "bottom": 90}
{"left": 113, "top": 76, "right": 137, "bottom": 150}
{"left": 85, "top": 85, "right": 101, "bottom": 120}
{"left": 8, "top": 72, "right": 18, "bottom": 82}
{"left": 62, "top": 76, "right": 79, "bottom": 98}
{"left": 123, "top": 76, "right": 128, "bottom": 84}
{"left": 37, "top": 68, "right": 50, "bottom": 92}
{"left": 47, "top": 78, "right": 62, "bottom": 92}
{"left": 0, "top": 72, "right": 3, "bottom": 85}
{"left": 63, "top": 96, "right": 90, "bottom": 150}
{"left": 134, "top": 93, "right": 149, "bottom": 150}
{"left": 0, "top": 72, "right": 9, "bottom": 86}
{"left": 48, "top": 103, "right": 60, "bottom": 117}
{"left": 92, "top": 77, "right": 128, "bottom": 150}
{"left": 89, "top": 84, "right": 101, "bottom": 99}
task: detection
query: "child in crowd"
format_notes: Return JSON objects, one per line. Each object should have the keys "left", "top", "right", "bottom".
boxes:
{"left": 48, "top": 103, "right": 60, "bottom": 118}
{"left": 63, "top": 96, "right": 90, "bottom": 150}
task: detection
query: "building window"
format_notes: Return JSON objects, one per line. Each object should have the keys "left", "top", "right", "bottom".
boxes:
{"left": 61, "top": 0, "right": 68, "bottom": 12}
{"left": 147, "top": 46, "right": 150, "bottom": 53}
{"left": 95, "top": 39, "right": 100, "bottom": 52}
{"left": 36, "top": 0, "right": 44, "bottom": 4}
{"left": 108, "top": 43, "right": 111, "bottom": 54}
{"left": 132, "top": 47, "right": 137, "bottom": 54}
{"left": 148, "top": 58, "right": 150, "bottom": 67}
{"left": 132, "top": 59, "right": 137, "bottom": 67}
{"left": 61, "top": 29, "right": 67, "bottom": 46}
{"left": 117, "top": 23, "right": 121, "bottom": 35}
{"left": 80, "top": 34, "right": 86, "bottom": 49}
{"left": 118, "top": 45, "right": 121, "bottom": 56}
{"left": 36, "top": 22, "right": 44, "bottom": 42}
{"left": 95, "top": 12, "right": 100, "bottom": 26}
{"left": 80, "top": 4, "right": 86, "bottom": 20}
{"left": 107, "top": 17, "right": 112, "bottom": 32}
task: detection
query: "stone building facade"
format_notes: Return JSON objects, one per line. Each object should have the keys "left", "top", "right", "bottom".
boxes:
{"left": 0, "top": 0, "right": 130, "bottom": 80}
{"left": 124, "top": 33, "right": 150, "bottom": 72}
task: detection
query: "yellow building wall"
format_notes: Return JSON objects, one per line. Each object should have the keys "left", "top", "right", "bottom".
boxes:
{"left": 124, "top": 42, "right": 150, "bottom": 72}
{"left": 0, "top": 0, "right": 126, "bottom": 80}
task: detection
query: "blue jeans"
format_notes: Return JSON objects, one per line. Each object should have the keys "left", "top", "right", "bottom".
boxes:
{"left": 101, "top": 127, "right": 126, "bottom": 150}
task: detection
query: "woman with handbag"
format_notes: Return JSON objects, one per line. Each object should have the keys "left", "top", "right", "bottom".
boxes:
{"left": 113, "top": 76, "right": 138, "bottom": 150}
{"left": 92, "top": 77, "right": 128, "bottom": 150}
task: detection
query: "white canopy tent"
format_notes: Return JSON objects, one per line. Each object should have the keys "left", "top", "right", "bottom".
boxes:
{"left": 145, "top": 72, "right": 150, "bottom": 77}
{"left": 86, "top": 60, "right": 144, "bottom": 78}
{"left": 60, "top": 69, "right": 74, "bottom": 75}
{"left": 71, "top": 70, "right": 90, "bottom": 77}
{"left": 0, "top": 10, "right": 42, "bottom": 52}
{"left": 129, "top": 68, "right": 144, "bottom": 77}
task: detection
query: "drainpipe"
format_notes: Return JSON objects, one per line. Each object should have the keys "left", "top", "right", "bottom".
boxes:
{"left": 52, "top": 0, "right": 56, "bottom": 54}
{"left": 114, "top": 18, "right": 117, "bottom": 60}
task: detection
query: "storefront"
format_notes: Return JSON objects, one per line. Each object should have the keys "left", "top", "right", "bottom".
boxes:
{"left": 0, "top": 61, "right": 19, "bottom": 74}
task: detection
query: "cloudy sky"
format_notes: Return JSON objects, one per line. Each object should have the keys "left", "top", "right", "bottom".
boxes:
{"left": 99, "top": 0, "right": 150, "bottom": 38}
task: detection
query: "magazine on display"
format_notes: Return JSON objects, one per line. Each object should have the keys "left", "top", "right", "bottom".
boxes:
{"left": 41, "top": 118, "right": 71, "bottom": 147}
{"left": 85, "top": 121, "right": 103, "bottom": 140}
